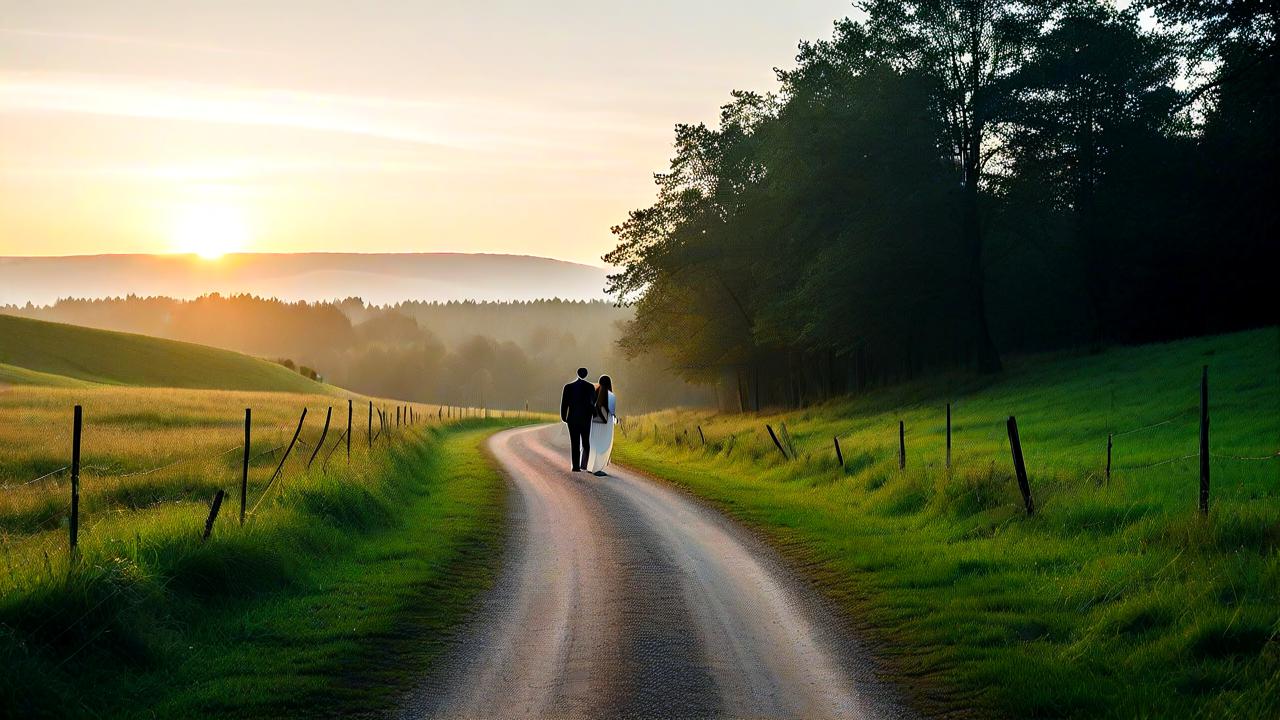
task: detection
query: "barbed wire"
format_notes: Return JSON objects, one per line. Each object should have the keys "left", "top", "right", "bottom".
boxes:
{"left": 1111, "top": 450, "right": 1279, "bottom": 471}
{"left": 251, "top": 443, "right": 286, "bottom": 461}
{"left": 2, "top": 419, "right": 303, "bottom": 496}
{"left": 1210, "top": 451, "right": 1280, "bottom": 462}
{"left": 1111, "top": 407, "right": 1198, "bottom": 437}
{"left": 1113, "top": 453, "right": 1198, "bottom": 471}
{"left": 105, "top": 443, "right": 242, "bottom": 480}
{"left": 320, "top": 429, "right": 350, "bottom": 472}
{"left": 1, "top": 465, "right": 69, "bottom": 490}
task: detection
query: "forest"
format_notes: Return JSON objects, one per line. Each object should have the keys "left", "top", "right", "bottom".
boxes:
{"left": 0, "top": 295, "right": 711, "bottom": 412}
{"left": 605, "top": 0, "right": 1277, "bottom": 410}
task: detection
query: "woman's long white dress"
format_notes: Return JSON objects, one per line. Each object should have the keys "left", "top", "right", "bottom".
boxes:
{"left": 587, "top": 391, "right": 616, "bottom": 473}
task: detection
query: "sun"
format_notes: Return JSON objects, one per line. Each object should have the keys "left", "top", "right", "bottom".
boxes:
{"left": 170, "top": 202, "right": 250, "bottom": 260}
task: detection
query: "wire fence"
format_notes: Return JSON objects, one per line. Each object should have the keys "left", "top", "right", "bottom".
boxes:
{"left": 632, "top": 365, "right": 1278, "bottom": 518}
{"left": 0, "top": 399, "right": 492, "bottom": 585}
{"left": 0, "top": 395, "right": 536, "bottom": 684}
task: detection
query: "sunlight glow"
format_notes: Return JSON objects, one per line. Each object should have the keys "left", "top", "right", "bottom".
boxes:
{"left": 170, "top": 202, "right": 250, "bottom": 259}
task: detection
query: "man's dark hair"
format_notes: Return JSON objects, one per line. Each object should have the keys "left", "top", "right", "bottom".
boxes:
{"left": 577, "top": 367, "right": 588, "bottom": 378}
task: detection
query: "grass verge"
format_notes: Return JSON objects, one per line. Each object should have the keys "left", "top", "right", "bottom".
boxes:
{"left": 1, "top": 420, "right": 515, "bottom": 719}
{"left": 615, "top": 328, "right": 1279, "bottom": 718}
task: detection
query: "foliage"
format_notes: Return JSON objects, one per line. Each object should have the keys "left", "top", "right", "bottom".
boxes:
{"left": 606, "top": 0, "right": 1278, "bottom": 409}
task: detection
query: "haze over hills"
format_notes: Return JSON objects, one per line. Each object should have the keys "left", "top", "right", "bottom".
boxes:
{"left": 0, "top": 253, "right": 611, "bottom": 306}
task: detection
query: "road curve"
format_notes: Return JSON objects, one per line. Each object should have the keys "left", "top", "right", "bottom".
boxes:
{"left": 400, "top": 424, "right": 910, "bottom": 719}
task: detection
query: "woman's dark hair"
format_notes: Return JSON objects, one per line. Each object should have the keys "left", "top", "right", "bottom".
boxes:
{"left": 595, "top": 375, "right": 613, "bottom": 412}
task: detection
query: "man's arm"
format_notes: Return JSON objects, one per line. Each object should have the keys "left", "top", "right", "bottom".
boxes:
{"left": 561, "top": 384, "right": 571, "bottom": 423}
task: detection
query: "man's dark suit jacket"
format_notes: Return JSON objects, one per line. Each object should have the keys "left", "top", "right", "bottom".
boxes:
{"left": 561, "top": 378, "right": 596, "bottom": 425}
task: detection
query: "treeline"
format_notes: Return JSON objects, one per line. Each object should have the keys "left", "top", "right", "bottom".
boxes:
{"left": 1, "top": 295, "right": 711, "bottom": 412}
{"left": 606, "top": 0, "right": 1277, "bottom": 410}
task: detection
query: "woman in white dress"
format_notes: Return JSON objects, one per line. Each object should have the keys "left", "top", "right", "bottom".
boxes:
{"left": 587, "top": 375, "right": 616, "bottom": 476}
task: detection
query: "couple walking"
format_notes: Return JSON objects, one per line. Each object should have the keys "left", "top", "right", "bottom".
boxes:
{"left": 560, "top": 367, "right": 617, "bottom": 475}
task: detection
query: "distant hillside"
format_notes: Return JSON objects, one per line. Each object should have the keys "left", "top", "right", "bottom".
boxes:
{"left": 0, "top": 253, "right": 610, "bottom": 306}
{"left": 0, "top": 314, "right": 329, "bottom": 393}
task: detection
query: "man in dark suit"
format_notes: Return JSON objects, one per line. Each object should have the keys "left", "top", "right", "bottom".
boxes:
{"left": 561, "top": 367, "right": 596, "bottom": 472}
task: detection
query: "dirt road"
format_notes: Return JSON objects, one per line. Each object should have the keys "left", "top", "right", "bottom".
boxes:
{"left": 400, "top": 424, "right": 909, "bottom": 719}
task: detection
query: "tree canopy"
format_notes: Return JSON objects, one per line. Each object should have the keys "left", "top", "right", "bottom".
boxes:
{"left": 607, "top": 0, "right": 1277, "bottom": 410}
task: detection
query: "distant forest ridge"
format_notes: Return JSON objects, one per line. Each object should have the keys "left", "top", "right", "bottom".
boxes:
{"left": 1, "top": 295, "right": 711, "bottom": 413}
{"left": 0, "top": 252, "right": 611, "bottom": 306}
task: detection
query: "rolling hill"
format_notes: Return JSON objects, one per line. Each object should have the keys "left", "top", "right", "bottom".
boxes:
{"left": 0, "top": 313, "right": 328, "bottom": 392}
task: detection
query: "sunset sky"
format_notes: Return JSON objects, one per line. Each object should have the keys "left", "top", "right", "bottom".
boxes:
{"left": 0, "top": 1, "right": 852, "bottom": 265}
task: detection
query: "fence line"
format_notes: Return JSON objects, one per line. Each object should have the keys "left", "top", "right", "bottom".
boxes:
{"left": 1210, "top": 451, "right": 1280, "bottom": 462}
{"left": 2, "top": 465, "right": 70, "bottom": 490}
{"left": 1111, "top": 407, "right": 1198, "bottom": 437}
{"left": 1112, "top": 453, "right": 1199, "bottom": 471}
{"left": 635, "top": 364, "right": 1274, "bottom": 518}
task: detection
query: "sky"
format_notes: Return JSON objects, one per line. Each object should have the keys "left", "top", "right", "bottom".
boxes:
{"left": 0, "top": 0, "right": 853, "bottom": 266}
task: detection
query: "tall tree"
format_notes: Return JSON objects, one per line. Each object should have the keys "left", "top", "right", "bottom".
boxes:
{"left": 1001, "top": 4, "right": 1180, "bottom": 347}
{"left": 855, "top": 0, "right": 1050, "bottom": 371}
{"left": 605, "top": 93, "right": 776, "bottom": 409}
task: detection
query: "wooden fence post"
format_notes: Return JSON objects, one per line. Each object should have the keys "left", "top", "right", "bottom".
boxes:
{"left": 240, "top": 408, "right": 250, "bottom": 526}
{"left": 270, "top": 408, "right": 307, "bottom": 494}
{"left": 898, "top": 420, "right": 906, "bottom": 470}
{"left": 1006, "top": 416, "right": 1034, "bottom": 516}
{"left": 1200, "top": 365, "right": 1210, "bottom": 515}
{"left": 1104, "top": 433, "right": 1112, "bottom": 485}
{"left": 346, "top": 400, "right": 352, "bottom": 463}
{"left": 202, "top": 489, "right": 225, "bottom": 541}
{"left": 834, "top": 436, "right": 844, "bottom": 468}
{"left": 946, "top": 403, "right": 952, "bottom": 469}
{"left": 307, "top": 406, "right": 332, "bottom": 468}
{"left": 766, "top": 424, "right": 788, "bottom": 459}
{"left": 70, "top": 405, "right": 82, "bottom": 559}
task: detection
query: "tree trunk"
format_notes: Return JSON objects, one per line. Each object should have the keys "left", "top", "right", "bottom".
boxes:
{"left": 752, "top": 363, "right": 761, "bottom": 412}
{"left": 1078, "top": 93, "right": 1106, "bottom": 353}
{"left": 963, "top": 156, "right": 1002, "bottom": 374}
{"left": 735, "top": 368, "right": 747, "bottom": 413}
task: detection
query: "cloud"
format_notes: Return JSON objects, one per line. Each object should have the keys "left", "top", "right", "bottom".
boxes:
{"left": 0, "top": 70, "right": 663, "bottom": 155}
{"left": 0, "top": 70, "right": 471, "bottom": 148}
{"left": 0, "top": 27, "right": 274, "bottom": 58}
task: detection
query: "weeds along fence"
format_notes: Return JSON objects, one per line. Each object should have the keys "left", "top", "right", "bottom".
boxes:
{"left": 622, "top": 365, "right": 1279, "bottom": 518}
{"left": 0, "top": 398, "right": 525, "bottom": 587}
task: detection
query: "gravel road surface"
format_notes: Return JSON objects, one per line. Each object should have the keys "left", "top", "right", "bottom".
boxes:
{"left": 400, "top": 424, "right": 910, "bottom": 719}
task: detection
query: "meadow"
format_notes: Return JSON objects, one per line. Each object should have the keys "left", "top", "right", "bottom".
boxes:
{"left": 616, "top": 327, "right": 1280, "bottom": 718}
{"left": 0, "top": 380, "right": 522, "bottom": 718}
{"left": 0, "top": 313, "right": 329, "bottom": 393}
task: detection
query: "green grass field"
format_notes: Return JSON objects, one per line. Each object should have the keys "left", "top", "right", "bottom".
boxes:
{"left": 1, "top": 410, "right": 517, "bottom": 718}
{"left": 0, "top": 313, "right": 329, "bottom": 392}
{"left": 0, "top": 315, "right": 524, "bottom": 717}
{"left": 616, "top": 327, "right": 1280, "bottom": 718}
